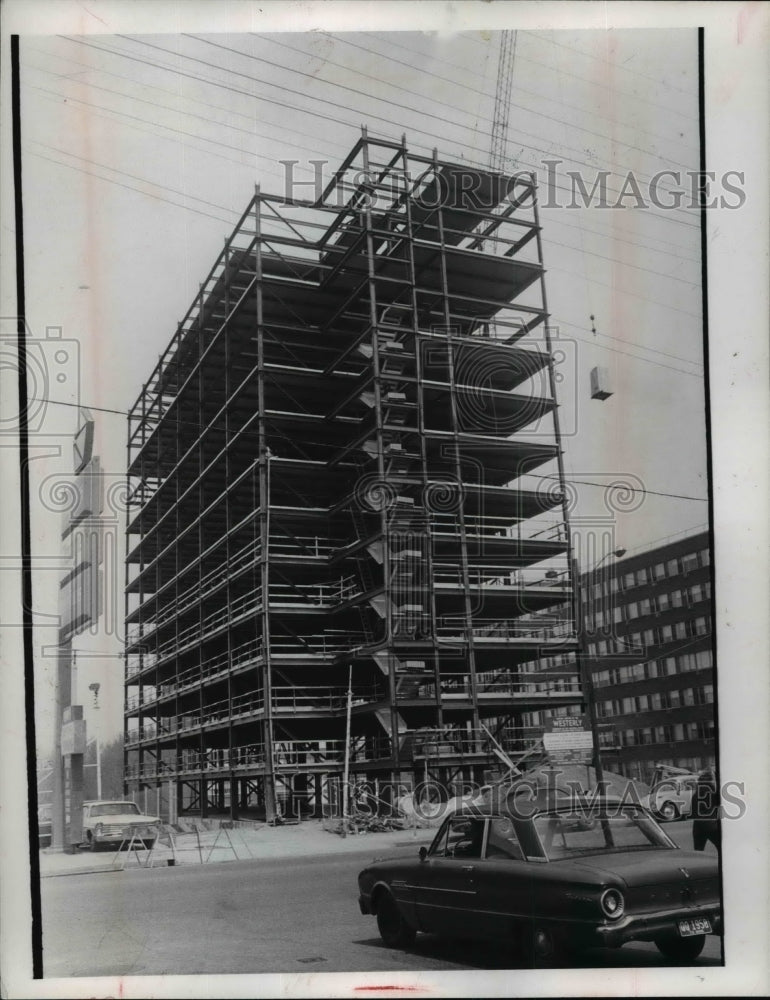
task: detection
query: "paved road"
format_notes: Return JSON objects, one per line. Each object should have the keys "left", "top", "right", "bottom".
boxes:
{"left": 41, "top": 839, "right": 723, "bottom": 978}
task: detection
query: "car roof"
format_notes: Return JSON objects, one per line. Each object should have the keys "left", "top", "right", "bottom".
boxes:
{"left": 451, "top": 794, "right": 640, "bottom": 820}
{"left": 84, "top": 800, "right": 137, "bottom": 806}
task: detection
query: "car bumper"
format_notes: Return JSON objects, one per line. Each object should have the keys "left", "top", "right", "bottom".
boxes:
{"left": 591, "top": 906, "right": 722, "bottom": 948}
{"left": 91, "top": 828, "right": 159, "bottom": 845}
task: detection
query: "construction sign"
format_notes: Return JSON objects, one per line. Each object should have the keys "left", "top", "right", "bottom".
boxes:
{"left": 543, "top": 715, "right": 594, "bottom": 765}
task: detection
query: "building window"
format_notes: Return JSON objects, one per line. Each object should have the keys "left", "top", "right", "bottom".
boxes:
{"left": 653, "top": 562, "right": 666, "bottom": 580}
{"left": 639, "top": 598, "right": 652, "bottom": 616}
{"left": 643, "top": 628, "right": 656, "bottom": 646}
{"left": 657, "top": 593, "right": 670, "bottom": 612}
{"left": 667, "top": 558, "right": 679, "bottom": 576}
{"left": 681, "top": 553, "right": 699, "bottom": 575}
{"left": 692, "top": 615, "right": 710, "bottom": 636}
{"left": 623, "top": 572, "right": 635, "bottom": 591}
{"left": 695, "top": 649, "right": 713, "bottom": 670}
{"left": 687, "top": 583, "right": 704, "bottom": 605}
{"left": 637, "top": 694, "right": 649, "bottom": 712}
{"left": 622, "top": 696, "right": 635, "bottom": 713}
{"left": 626, "top": 601, "right": 638, "bottom": 620}
{"left": 682, "top": 687, "right": 695, "bottom": 706}
{"left": 675, "top": 621, "right": 687, "bottom": 640}
{"left": 660, "top": 623, "right": 673, "bottom": 643}
{"left": 650, "top": 692, "right": 663, "bottom": 711}
{"left": 670, "top": 590, "right": 683, "bottom": 607}
{"left": 636, "top": 568, "right": 648, "bottom": 587}
{"left": 700, "top": 548, "right": 711, "bottom": 566}
{"left": 613, "top": 606, "right": 622, "bottom": 624}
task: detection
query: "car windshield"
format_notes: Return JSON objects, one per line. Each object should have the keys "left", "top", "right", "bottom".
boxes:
{"left": 533, "top": 809, "right": 674, "bottom": 860}
{"left": 91, "top": 802, "right": 141, "bottom": 816}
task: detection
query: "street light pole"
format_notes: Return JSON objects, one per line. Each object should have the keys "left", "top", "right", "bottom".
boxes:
{"left": 573, "top": 548, "right": 626, "bottom": 789}
{"left": 88, "top": 682, "right": 102, "bottom": 799}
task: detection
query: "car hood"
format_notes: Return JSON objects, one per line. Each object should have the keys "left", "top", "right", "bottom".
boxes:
{"left": 557, "top": 849, "right": 717, "bottom": 887}
{"left": 91, "top": 814, "right": 160, "bottom": 825}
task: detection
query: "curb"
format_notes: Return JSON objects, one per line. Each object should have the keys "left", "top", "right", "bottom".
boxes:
{"left": 39, "top": 835, "right": 433, "bottom": 878}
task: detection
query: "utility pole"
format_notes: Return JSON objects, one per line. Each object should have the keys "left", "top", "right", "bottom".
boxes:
{"left": 341, "top": 664, "right": 353, "bottom": 837}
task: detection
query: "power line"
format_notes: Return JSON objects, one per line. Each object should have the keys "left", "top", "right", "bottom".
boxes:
{"left": 30, "top": 44, "right": 701, "bottom": 262}
{"left": 554, "top": 325, "right": 704, "bottom": 377}
{"left": 56, "top": 35, "right": 703, "bottom": 237}
{"left": 32, "top": 397, "right": 711, "bottom": 506}
{"left": 26, "top": 149, "right": 235, "bottom": 226}
{"left": 28, "top": 148, "right": 706, "bottom": 368}
{"left": 544, "top": 259, "right": 702, "bottom": 321}
{"left": 29, "top": 83, "right": 705, "bottom": 317}
{"left": 30, "top": 140, "right": 243, "bottom": 218}
{"left": 24, "top": 54, "right": 356, "bottom": 164}
{"left": 39, "top": 58, "right": 699, "bottom": 296}
{"left": 538, "top": 473, "right": 708, "bottom": 502}
{"left": 28, "top": 84, "right": 288, "bottom": 179}
{"left": 177, "top": 33, "right": 703, "bottom": 223}
{"left": 31, "top": 126, "right": 707, "bottom": 374}
{"left": 553, "top": 317, "right": 703, "bottom": 369}
{"left": 370, "top": 30, "right": 699, "bottom": 123}
{"left": 261, "top": 31, "right": 700, "bottom": 177}
{"left": 528, "top": 30, "right": 697, "bottom": 99}
{"left": 57, "top": 34, "right": 364, "bottom": 141}
{"left": 317, "top": 30, "right": 700, "bottom": 158}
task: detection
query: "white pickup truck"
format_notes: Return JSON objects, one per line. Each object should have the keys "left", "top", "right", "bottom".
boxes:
{"left": 82, "top": 799, "right": 161, "bottom": 849}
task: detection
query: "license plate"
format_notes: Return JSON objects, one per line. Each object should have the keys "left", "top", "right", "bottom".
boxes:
{"left": 678, "top": 917, "right": 711, "bottom": 937}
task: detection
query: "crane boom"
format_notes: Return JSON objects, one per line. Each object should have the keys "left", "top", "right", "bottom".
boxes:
{"left": 489, "top": 30, "right": 517, "bottom": 174}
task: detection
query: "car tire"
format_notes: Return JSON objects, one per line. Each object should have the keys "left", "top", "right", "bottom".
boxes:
{"left": 86, "top": 831, "right": 96, "bottom": 851}
{"left": 655, "top": 933, "right": 706, "bottom": 961}
{"left": 375, "top": 893, "right": 416, "bottom": 949}
{"left": 515, "top": 924, "right": 579, "bottom": 968}
{"left": 658, "top": 801, "right": 680, "bottom": 822}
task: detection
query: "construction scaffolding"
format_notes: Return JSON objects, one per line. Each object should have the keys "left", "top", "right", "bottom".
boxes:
{"left": 124, "top": 130, "right": 580, "bottom": 820}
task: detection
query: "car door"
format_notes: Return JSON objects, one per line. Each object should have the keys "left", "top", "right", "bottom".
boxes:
{"left": 471, "top": 815, "right": 539, "bottom": 941}
{"left": 414, "top": 815, "right": 486, "bottom": 937}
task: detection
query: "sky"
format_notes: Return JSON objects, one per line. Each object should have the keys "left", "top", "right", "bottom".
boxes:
{"left": 16, "top": 23, "right": 713, "bottom": 746}
{"left": 1, "top": 3, "right": 768, "bottom": 998}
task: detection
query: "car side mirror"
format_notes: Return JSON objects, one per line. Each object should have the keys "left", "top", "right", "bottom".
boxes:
{"left": 419, "top": 846, "right": 428, "bottom": 862}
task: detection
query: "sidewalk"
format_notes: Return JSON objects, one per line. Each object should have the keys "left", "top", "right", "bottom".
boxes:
{"left": 39, "top": 818, "right": 434, "bottom": 877}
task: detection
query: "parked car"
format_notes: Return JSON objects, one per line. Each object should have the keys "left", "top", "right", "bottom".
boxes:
{"left": 357, "top": 797, "right": 721, "bottom": 964}
{"left": 82, "top": 800, "right": 161, "bottom": 850}
{"left": 644, "top": 774, "right": 699, "bottom": 821}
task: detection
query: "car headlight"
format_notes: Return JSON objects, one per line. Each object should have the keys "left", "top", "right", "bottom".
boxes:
{"left": 600, "top": 888, "right": 625, "bottom": 920}
{"left": 94, "top": 822, "right": 104, "bottom": 836}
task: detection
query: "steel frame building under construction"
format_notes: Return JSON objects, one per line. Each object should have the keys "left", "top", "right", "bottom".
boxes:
{"left": 124, "top": 131, "right": 580, "bottom": 820}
